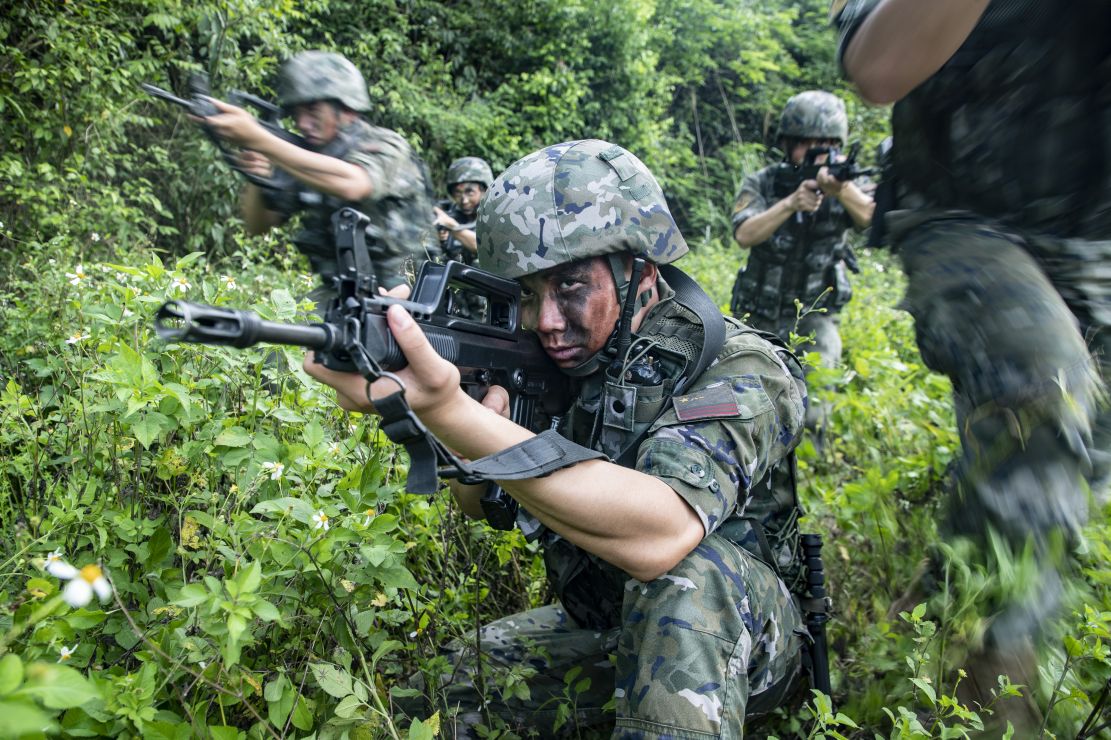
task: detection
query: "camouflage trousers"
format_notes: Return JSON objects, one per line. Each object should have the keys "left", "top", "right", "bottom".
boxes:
{"left": 893, "top": 212, "right": 1111, "bottom": 644}
{"left": 415, "top": 534, "right": 805, "bottom": 738}
{"left": 749, "top": 311, "right": 842, "bottom": 435}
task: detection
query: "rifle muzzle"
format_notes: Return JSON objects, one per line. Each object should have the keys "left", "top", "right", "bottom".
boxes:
{"left": 155, "top": 301, "right": 336, "bottom": 350}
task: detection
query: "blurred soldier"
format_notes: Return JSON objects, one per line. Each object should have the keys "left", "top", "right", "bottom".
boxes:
{"left": 835, "top": 0, "right": 1111, "bottom": 726}
{"left": 306, "top": 140, "right": 811, "bottom": 734}
{"left": 730, "top": 91, "right": 873, "bottom": 432}
{"left": 433, "top": 156, "right": 493, "bottom": 263}
{"left": 201, "top": 50, "right": 435, "bottom": 294}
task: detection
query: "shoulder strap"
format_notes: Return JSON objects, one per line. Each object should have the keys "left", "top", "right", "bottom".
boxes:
{"left": 613, "top": 265, "right": 726, "bottom": 468}
{"left": 658, "top": 264, "right": 726, "bottom": 396}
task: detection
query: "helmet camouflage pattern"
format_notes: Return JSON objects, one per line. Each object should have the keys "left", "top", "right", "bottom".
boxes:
{"left": 446, "top": 156, "right": 494, "bottom": 190}
{"left": 476, "top": 140, "right": 688, "bottom": 279}
{"left": 777, "top": 90, "right": 848, "bottom": 144}
{"left": 277, "top": 51, "right": 371, "bottom": 113}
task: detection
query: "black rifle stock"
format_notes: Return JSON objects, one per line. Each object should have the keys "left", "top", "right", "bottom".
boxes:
{"left": 155, "top": 208, "right": 569, "bottom": 523}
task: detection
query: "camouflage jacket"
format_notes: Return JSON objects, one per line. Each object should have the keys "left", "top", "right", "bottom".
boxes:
{"left": 730, "top": 164, "right": 860, "bottom": 321}
{"left": 834, "top": 0, "right": 1111, "bottom": 239}
{"left": 528, "top": 280, "right": 808, "bottom": 629}
{"left": 265, "top": 118, "right": 435, "bottom": 288}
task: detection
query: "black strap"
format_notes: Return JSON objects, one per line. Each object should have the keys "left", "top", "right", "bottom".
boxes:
{"left": 658, "top": 264, "right": 726, "bottom": 396}
{"left": 465, "top": 429, "right": 606, "bottom": 480}
{"left": 612, "top": 265, "right": 726, "bottom": 468}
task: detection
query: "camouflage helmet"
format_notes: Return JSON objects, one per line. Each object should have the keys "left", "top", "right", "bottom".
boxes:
{"left": 446, "top": 157, "right": 494, "bottom": 191}
{"left": 777, "top": 91, "right": 848, "bottom": 144}
{"left": 277, "top": 51, "right": 371, "bottom": 113}
{"left": 476, "top": 140, "right": 688, "bottom": 280}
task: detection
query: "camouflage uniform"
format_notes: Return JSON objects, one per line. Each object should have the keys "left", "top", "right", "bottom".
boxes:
{"left": 730, "top": 164, "right": 858, "bottom": 367}
{"left": 834, "top": 0, "right": 1111, "bottom": 644}
{"left": 416, "top": 141, "right": 809, "bottom": 737}
{"left": 731, "top": 92, "right": 863, "bottom": 431}
{"left": 264, "top": 51, "right": 434, "bottom": 290}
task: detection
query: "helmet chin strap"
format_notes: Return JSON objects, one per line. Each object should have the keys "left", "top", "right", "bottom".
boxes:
{"left": 562, "top": 254, "right": 651, "bottom": 378}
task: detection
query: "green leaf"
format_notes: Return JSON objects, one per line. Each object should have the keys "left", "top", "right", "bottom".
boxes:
{"left": 909, "top": 677, "right": 936, "bottom": 705}
{"left": 173, "top": 583, "right": 210, "bottom": 608}
{"left": 408, "top": 717, "right": 438, "bottom": 740}
{"left": 0, "top": 654, "right": 23, "bottom": 696}
{"left": 214, "top": 426, "right": 253, "bottom": 448}
{"left": 0, "top": 698, "right": 56, "bottom": 736}
{"left": 251, "top": 497, "right": 315, "bottom": 524}
{"left": 17, "top": 662, "right": 100, "bottom": 709}
{"left": 63, "top": 608, "right": 108, "bottom": 630}
{"left": 290, "top": 695, "right": 313, "bottom": 731}
{"left": 251, "top": 599, "right": 281, "bottom": 622}
{"left": 310, "top": 663, "right": 353, "bottom": 699}
{"left": 208, "top": 726, "right": 240, "bottom": 740}
{"left": 333, "top": 694, "right": 364, "bottom": 719}
{"left": 236, "top": 561, "right": 262, "bottom": 594}
{"left": 227, "top": 613, "right": 248, "bottom": 642}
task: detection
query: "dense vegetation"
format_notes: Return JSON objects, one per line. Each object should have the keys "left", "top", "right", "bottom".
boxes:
{"left": 1, "top": 1, "right": 1108, "bottom": 738}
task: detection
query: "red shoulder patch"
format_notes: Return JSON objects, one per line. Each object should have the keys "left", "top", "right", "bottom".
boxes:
{"left": 672, "top": 384, "right": 740, "bottom": 422}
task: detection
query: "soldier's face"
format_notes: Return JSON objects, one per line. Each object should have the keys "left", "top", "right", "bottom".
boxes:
{"left": 292, "top": 101, "right": 341, "bottom": 148}
{"left": 519, "top": 257, "right": 621, "bottom": 369}
{"left": 450, "top": 182, "right": 486, "bottom": 217}
{"left": 788, "top": 138, "right": 839, "bottom": 165}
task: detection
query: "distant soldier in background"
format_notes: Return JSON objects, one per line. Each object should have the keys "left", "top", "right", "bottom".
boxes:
{"left": 434, "top": 156, "right": 493, "bottom": 264}
{"left": 835, "top": 0, "right": 1111, "bottom": 727}
{"left": 201, "top": 50, "right": 435, "bottom": 296}
{"left": 730, "top": 91, "right": 873, "bottom": 434}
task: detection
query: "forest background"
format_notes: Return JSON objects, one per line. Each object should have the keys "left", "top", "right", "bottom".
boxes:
{"left": 1, "top": 0, "right": 1109, "bottom": 738}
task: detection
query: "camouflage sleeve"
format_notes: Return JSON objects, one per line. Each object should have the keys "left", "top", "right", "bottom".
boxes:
{"left": 635, "top": 327, "right": 806, "bottom": 537}
{"left": 345, "top": 129, "right": 425, "bottom": 201}
{"left": 729, "top": 168, "right": 773, "bottom": 231}
{"left": 831, "top": 0, "right": 880, "bottom": 72}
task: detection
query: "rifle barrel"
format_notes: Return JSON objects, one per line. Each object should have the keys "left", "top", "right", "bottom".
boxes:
{"left": 156, "top": 301, "right": 335, "bottom": 350}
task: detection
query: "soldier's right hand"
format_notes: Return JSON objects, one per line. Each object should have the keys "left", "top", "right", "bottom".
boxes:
{"left": 789, "top": 179, "right": 823, "bottom": 213}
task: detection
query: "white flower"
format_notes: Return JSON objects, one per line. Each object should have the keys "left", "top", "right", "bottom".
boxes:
{"left": 261, "top": 461, "right": 284, "bottom": 480}
{"left": 328, "top": 442, "right": 341, "bottom": 456}
{"left": 46, "top": 556, "right": 113, "bottom": 608}
{"left": 221, "top": 275, "right": 237, "bottom": 290}
{"left": 58, "top": 644, "right": 78, "bottom": 662}
{"left": 66, "top": 265, "right": 88, "bottom": 285}
{"left": 312, "top": 511, "right": 330, "bottom": 531}
{"left": 170, "top": 276, "right": 191, "bottom": 293}
{"left": 122, "top": 308, "right": 134, "bottom": 318}
{"left": 91, "top": 232, "right": 101, "bottom": 242}
{"left": 362, "top": 508, "right": 375, "bottom": 527}
{"left": 44, "top": 550, "right": 74, "bottom": 578}
{"left": 301, "top": 274, "right": 314, "bottom": 286}
{"left": 65, "top": 332, "right": 90, "bottom": 345}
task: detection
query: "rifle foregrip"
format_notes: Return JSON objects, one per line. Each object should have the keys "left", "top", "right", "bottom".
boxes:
{"left": 480, "top": 484, "right": 520, "bottom": 531}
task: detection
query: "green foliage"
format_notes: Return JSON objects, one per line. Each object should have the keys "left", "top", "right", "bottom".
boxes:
{"left": 1, "top": 1, "right": 1108, "bottom": 738}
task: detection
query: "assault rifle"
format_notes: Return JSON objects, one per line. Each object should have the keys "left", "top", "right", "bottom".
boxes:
{"left": 141, "top": 73, "right": 335, "bottom": 193}
{"left": 774, "top": 142, "right": 873, "bottom": 225}
{"left": 155, "top": 208, "right": 570, "bottom": 528}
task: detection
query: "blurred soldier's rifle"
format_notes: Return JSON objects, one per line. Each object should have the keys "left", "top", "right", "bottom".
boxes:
{"left": 773, "top": 142, "right": 873, "bottom": 224}
{"left": 155, "top": 208, "right": 570, "bottom": 527}
{"left": 141, "top": 74, "right": 346, "bottom": 195}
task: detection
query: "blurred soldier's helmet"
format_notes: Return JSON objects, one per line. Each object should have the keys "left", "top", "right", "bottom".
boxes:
{"left": 277, "top": 51, "right": 372, "bottom": 113}
{"left": 476, "top": 139, "right": 688, "bottom": 280}
{"left": 446, "top": 157, "right": 494, "bottom": 191}
{"left": 777, "top": 90, "right": 848, "bottom": 144}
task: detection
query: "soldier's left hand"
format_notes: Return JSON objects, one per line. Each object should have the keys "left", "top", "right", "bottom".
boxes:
{"left": 194, "top": 98, "right": 269, "bottom": 150}
{"left": 816, "top": 166, "right": 845, "bottom": 196}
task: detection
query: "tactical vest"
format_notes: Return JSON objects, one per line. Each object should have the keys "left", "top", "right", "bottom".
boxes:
{"left": 263, "top": 119, "right": 437, "bottom": 280}
{"left": 889, "top": 0, "right": 1111, "bottom": 237}
{"left": 529, "top": 294, "right": 807, "bottom": 629}
{"left": 730, "top": 164, "right": 855, "bottom": 323}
